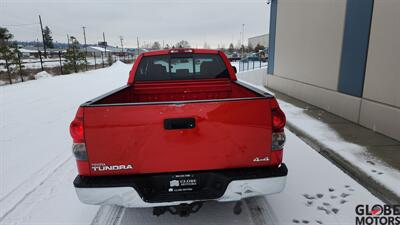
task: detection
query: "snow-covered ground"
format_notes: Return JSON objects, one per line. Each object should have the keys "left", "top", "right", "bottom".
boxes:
{"left": 0, "top": 63, "right": 383, "bottom": 225}
{"left": 230, "top": 61, "right": 268, "bottom": 72}
{"left": 0, "top": 62, "right": 129, "bottom": 223}
{"left": 0, "top": 57, "right": 121, "bottom": 72}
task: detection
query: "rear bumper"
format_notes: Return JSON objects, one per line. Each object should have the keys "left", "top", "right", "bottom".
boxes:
{"left": 73, "top": 164, "right": 287, "bottom": 208}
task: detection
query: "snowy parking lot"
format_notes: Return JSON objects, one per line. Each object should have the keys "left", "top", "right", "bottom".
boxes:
{"left": 0, "top": 62, "right": 383, "bottom": 225}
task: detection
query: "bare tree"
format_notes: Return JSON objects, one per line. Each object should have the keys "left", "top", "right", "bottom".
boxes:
{"left": 175, "top": 40, "right": 190, "bottom": 48}
{"left": 152, "top": 41, "right": 161, "bottom": 50}
{"left": 254, "top": 44, "right": 265, "bottom": 52}
{"left": 203, "top": 42, "right": 210, "bottom": 49}
{"left": 247, "top": 42, "right": 254, "bottom": 52}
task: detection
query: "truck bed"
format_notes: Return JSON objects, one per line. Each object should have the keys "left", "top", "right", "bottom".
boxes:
{"left": 89, "top": 79, "right": 263, "bottom": 105}
{"left": 80, "top": 79, "right": 277, "bottom": 176}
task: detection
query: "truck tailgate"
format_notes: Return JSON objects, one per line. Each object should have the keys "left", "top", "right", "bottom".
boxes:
{"left": 84, "top": 99, "right": 274, "bottom": 175}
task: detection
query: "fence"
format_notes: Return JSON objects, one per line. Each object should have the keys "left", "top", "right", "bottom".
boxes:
{"left": 0, "top": 50, "right": 135, "bottom": 85}
{"left": 238, "top": 60, "right": 268, "bottom": 72}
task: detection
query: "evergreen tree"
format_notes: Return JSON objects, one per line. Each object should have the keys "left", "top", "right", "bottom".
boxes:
{"left": 0, "top": 27, "right": 19, "bottom": 83}
{"left": 43, "top": 26, "right": 54, "bottom": 48}
{"left": 0, "top": 27, "right": 14, "bottom": 60}
{"left": 11, "top": 44, "right": 24, "bottom": 82}
{"left": 164, "top": 44, "right": 170, "bottom": 49}
{"left": 228, "top": 43, "right": 235, "bottom": 53}
{"left": 64, "top": 36, "right": 86, "bottom": 73}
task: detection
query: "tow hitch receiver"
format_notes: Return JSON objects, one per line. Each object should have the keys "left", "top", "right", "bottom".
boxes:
{"left": 153, "top": 202, "right": 203, "bottom": 217}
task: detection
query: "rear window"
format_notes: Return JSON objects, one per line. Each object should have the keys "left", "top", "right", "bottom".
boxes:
{"left": 135, "top": 54, "right": 229, "bottom": 81}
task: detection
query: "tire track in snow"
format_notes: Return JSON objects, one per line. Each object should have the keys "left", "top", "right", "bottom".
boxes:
{"left": 1, "top": 157, "right": 100, "bottom": 225}
{"left": 245, "top": 197, "right": 279, "bottom": 225}
{"left": 0, "top": 156, "right": 72, "bottom": 223}
{"left": 90, "top": 206, "right": 125, "bottom": 225}
{"left": 94, "top": 199, "right": 279, "bottom": 225}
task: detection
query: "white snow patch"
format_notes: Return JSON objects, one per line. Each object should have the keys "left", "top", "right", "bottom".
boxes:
{"left": 89, "top": 46, "right": 110, "bottom": 52}
{"left": 34, "top": 71, "right": 53, "bottom": 80}
{"left": 264, "top": 130, "right": 383, "bottom": 225}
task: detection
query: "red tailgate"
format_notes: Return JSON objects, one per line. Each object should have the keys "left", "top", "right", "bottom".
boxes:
{"left": 84, "top": 99, "right": 274, "bottom": 175}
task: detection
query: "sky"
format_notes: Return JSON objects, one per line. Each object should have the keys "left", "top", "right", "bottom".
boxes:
{"left": 0, "top": 0, "right": 271, "bottom": 48}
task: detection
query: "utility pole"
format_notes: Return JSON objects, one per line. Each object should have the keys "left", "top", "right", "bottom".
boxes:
{"left": 39, "top": 15, "right": 47, "bottom": 58}
{"left": 137, "top": 36, "right": 140, "bottom": 57}
{"left": 119, "top": 36, "right": 124, "bottom": 53}
{"left": 162, "top": 40, "right": 164, "bottom": 49}
{"left": 82, "top": 26, "right": 87, "bottom": 54}
{"left": 67, "top": 34, "right": 70, "bottom": 48}
{"left": 120, "top": 36, "right": 124, "bottom": 61}
{"left": 103, "top": 32, "right": 107, "bottom": 57}
{"left": 241, "top": 23, "right": 245, "bottom": 57}
{"left": 82, "top": 26, "right": 88, "bottom": 70}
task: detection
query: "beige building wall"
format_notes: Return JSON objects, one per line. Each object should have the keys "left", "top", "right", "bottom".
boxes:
{"left": 363, "top": 0, "right": 400, "bottom": 108}
{"left": 266, "top": 0, "right": 400, "bottom": 141}
{"left": 360, "top": 0, "right": 400, "bottom": 141}
{"left": 273, "top": 0, "right": 347, "bottom": 90}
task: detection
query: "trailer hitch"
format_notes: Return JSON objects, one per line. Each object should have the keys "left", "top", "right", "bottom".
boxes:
{"left": 153, "top": 202, "right": 203, "bottom": 217}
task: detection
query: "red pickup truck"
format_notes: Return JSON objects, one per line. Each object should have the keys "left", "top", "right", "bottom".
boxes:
{"left": 71, "top": 48, "right": 287, "bottom": 216}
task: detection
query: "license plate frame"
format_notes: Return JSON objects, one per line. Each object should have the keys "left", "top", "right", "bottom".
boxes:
{"left": 168, "top": 174, "right": 200, "bottom": 193}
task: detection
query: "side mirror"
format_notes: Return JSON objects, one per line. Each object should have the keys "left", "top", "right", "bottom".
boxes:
{"left": 232, "top": 66, "right": 237, "bottom": 74}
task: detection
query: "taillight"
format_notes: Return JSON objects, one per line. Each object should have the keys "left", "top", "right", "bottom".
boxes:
{"left": 70, "top": 107, "right": 85, "bottom": 143}
{"left": 271, "top": 98, "right": 286, "bottom": 151}
{"left": 271, "top": 100, "right": 286, "bottom": 132}
{"left": 70, "top": 107, "right": 89, "bottom": 174}
{"left": 70, "top": 107, "right": 88, "bottom": 161}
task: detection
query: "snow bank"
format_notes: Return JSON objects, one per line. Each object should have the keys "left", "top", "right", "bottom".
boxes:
{"left": 34, "top": 71, "right": 53, "bottom": 80}
{"left": 112, "top": 60, "right": 128, "bottom": 67}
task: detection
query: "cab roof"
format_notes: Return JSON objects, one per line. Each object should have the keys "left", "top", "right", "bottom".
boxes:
{"left": 142, "top": 48, "right": 220, "bottom": 56}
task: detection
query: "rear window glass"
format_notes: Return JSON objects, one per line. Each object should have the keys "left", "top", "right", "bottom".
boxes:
{"left": 135, "top": 54, "right": 229, "bottom": 81}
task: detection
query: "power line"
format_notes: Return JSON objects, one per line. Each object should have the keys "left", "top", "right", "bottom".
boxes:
{"left": 0, "top": 23, "right": 40, "bottom": 27}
